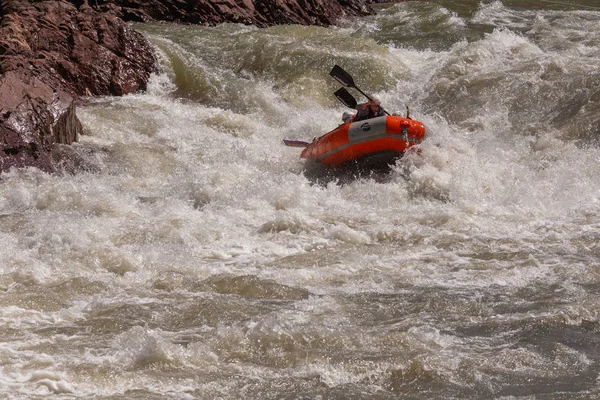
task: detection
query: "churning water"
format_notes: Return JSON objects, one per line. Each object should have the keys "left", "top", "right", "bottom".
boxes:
{"left": 1, "top": 1, "right": 599, "bottom": 398}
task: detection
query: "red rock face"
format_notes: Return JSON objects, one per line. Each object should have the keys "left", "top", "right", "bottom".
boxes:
{"left": 0, "top": 0, "right": 157, "bottom": 173}
{"left": 93, "top": 0, "right": 373, "bottom": 26}
{"left": 0, "top": 70, "right": 64, "bottom": 172}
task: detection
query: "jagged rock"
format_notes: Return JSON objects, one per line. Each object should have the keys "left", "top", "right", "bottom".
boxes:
{"left": 0, "top": 70, "right": 77, "bottom": 171}
{"left": 0, "top": 0, "right": 157, "bottom": 173}
{"left": 89, "top": 0, "right": 374, "bottom": 26}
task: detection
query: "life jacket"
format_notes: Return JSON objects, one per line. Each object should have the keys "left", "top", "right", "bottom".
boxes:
{"left": 354, "top": 100, "right": 384, "bottom": 121}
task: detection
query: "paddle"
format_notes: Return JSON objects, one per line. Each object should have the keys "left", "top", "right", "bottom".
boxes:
{"left": 283, "top": 139, "right": 310, "bottom": 148}
{"left": 283, "top": 66, "right": 393, "bottom": 148}
{"left": 334, "top": 87, "right": 358, "bottom": 109}
{"left": 330, "top": 65, "right": 373, "bottom": 102}
{"left": 329, "top": 64, "right": 390, "bottom": 116}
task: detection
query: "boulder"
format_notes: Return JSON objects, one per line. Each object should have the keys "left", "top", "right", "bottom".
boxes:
{"left": 89, "top": 0, "right": 374, "bottom": 26}
{"left": 0, "top": 0, "right": 157, "bottom": 173}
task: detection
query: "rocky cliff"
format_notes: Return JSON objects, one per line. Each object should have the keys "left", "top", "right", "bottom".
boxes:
{"left": 0, "top": 0, "right": 396, "bottom": 173}
{"left": 85, "top": 0, "right": 373, "bottom": 26}
{"left": 0, "top": 0, "right": 156, "bottom": 172}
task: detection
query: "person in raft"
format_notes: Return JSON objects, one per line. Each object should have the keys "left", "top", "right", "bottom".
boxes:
{"left": 342, "top": 99, "right": 385, "bottom": 123}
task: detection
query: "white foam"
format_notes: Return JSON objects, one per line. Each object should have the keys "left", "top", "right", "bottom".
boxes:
{"left": 1, "top": 6, "right": 599, "bottom": 397}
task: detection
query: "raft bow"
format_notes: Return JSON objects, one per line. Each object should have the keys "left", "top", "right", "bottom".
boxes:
{"left": 300, "top": 114, "right": 425, "bottom": 165}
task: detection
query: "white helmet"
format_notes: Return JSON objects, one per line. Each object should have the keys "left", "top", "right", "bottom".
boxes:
{"left": 342, "top": 111, "right": 354, "bottom": 123}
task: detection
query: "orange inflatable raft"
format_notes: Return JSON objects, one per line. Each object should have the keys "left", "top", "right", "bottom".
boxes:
{"left": 300, "top": 115, "right": 426, "bottom": 166}
{"left": 284, "top": 64, "right": 427, "bottom": 166}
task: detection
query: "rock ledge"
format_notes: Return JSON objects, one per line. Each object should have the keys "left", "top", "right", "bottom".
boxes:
{"left": 0, "top": 0, "right": 157, "bottom": 172}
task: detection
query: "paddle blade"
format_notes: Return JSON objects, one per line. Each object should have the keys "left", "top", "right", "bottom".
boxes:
{"left": 330, "top": 65, "right": 355, "bottom": 88}
{"left": 283, "top": 139, "right": 310, "bottom": 148}
{"left": 334, "top": 87, "right": 358, "bottom": 109}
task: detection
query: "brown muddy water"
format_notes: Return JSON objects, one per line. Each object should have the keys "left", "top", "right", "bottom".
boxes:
{"left": 1, "top": 0, "right": 599, "bottom": 398}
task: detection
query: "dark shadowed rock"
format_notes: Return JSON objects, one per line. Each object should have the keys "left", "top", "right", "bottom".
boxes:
{"left": 85, "top": 0, "right": 374, "bottom": 26}
{"left": 0, "top": 70, "right": 78, "bottom": 172}
{"left": 0, "top": 0, "right": 156, "bottom": 173}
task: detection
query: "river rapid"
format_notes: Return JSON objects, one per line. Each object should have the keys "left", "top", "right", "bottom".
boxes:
{"left": 1, "top": 0, "right": 600, "bottom": 398}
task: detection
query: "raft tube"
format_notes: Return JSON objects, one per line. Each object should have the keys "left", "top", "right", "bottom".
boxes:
{"left": 300, "top": 115, "right": 426, "bottom": 165}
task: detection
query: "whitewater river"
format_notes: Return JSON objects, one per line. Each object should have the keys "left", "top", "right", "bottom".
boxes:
{"left": 1, "top": 0, "right": 599, "bottom": 398}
